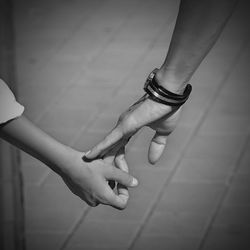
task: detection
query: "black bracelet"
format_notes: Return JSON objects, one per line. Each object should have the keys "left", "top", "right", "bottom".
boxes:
{"left": 144, "top": 68, "right": 192, "bottom": 106}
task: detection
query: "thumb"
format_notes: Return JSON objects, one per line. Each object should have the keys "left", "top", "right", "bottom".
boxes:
{"left": 84, "top": 128, "right": 123, "bottom": 160}
{"left": 148, "top": 132, "right": 168, "bottom": 164}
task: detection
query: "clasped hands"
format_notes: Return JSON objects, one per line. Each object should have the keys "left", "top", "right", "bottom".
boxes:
{"left": 72, "top": 94, "right": 182, "bottom": 210}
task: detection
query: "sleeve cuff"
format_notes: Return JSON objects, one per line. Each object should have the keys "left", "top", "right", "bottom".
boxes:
{"left": 0, "top": 79, "right": 25, "bottom": 124}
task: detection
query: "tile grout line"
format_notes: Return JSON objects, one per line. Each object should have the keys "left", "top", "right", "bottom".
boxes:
{"left": 19, "top": 0, "right": 107, "bottom": 82}
{"left": 128, "top": 28, "right": 250, "bottom": 250}
{"left": 59, "top": 207, "right": 92, "bottom": 250}
{"left": 197, "top": 135, "right": 250, "bottom": 250}
{"left": 196, "top": 33, "right": 250, "bottom": 250}
{"left": 37, "top": 108, "right": 100, "bottom": 187}
{"left": 44, "top": 0, "right": 175, "bottom": 152}
{"left": 33, "top": 0, "right": 144, "bottom": 125}
{"left": 19, "top": 1, "right": 147, "bottom": 246}
{"left": 111, "top": 15, "right": 176, "bottom": 98}
{"left": 57, "top": 3, "right": 177, "bottom": 249}
{"left": 37, "top": 0, "right": 149, "bottom": 187}
{"left": 35, "top": 0, "right": 161, "bottom": 247}
{"left": 61, "top": 0, "right": 152, "bottom": 147}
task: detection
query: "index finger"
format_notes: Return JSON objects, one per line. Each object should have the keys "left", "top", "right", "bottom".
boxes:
{"left": 85, "top": 127, "right": 123, "bottom": 160}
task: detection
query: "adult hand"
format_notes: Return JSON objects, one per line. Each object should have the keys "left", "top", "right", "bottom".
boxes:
{"left": 85, "top": 94, "right": 182, "bottom": 164}
{"left": 61, "top": 149, "right": 138, "bottom": 210}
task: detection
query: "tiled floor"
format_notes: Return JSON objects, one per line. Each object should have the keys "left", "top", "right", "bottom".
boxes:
{"left": 13, "top": 0, "right": 250, "bottom": 249}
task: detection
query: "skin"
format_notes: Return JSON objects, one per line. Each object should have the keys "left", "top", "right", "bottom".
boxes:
{"left": 85, "top": 0, "right": 238, "bottom": 165}
{"left": 0, "top": 0, "right": 238, "bottom": 210}
{"left": 0, "top": 115, "right": 138, "bottom": 210}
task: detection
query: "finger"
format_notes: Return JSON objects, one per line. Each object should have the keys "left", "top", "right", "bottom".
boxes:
{"left": 103, "top": 151, "right": 115, "bottom": 164}
{"left": 85, "top": 128, "right": 123, "bottom": 160}
{"left": 117, "top": 183, "right": 129, "bottom": 205}
{"left": 103, "top": 142, "right": 122, "bottom": 164}
{"left": 103, "top": 186, "right": 129, "bottom": 210}
{"left": 104, "top": 146, "right": 126, "bottom": 192}
{"left": 102, "top": 138, "right": 128, "bottom": 166}
{"left": 106, "top": 167, "right": 138, "bottom": 188}
{"left": 115, "top": 146, "right": 129, "bottom": 206}
{"left": 148, "top": 131, "right": 168, "bottom": 164}
{"left": 113, "top": 185, "right": 129, "bottom": 210}
{"left": 114, "top": 145, "right": 128, "bottom": 173}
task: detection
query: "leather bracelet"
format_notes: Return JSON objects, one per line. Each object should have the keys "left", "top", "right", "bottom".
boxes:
{"left": 144, "top": 68, "right": 192, "bottom": 106}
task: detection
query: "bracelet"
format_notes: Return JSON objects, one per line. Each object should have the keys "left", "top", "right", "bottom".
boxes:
{"left": 143, "top": 68, "right": 192, "bottom": 106}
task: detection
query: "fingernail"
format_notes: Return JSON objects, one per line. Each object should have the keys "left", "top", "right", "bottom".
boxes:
{"left": 82, "top": 151, "right": 92, "bottom": 162}
{"left": 85, "top": 150, "right": 91, "bottom": 156}
{"left": 132, "top": 178, "right": 138, "bottom": 186}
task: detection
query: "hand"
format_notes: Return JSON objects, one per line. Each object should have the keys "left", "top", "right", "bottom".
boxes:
{"left": 60, "top": 149, "right": 138, "bottom": 210}
{"left": 0, "top": 114, "right": 137, "bottom": 210}
{"left": 85, "top": 94, "right": 182, "bottom": 164}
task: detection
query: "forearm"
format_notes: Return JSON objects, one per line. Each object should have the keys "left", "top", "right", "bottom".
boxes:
{"left": 156, "top": 0, "right": 238, "bottom": 93}
{"left": 0, "top": 115, "right": 72, "bottom": 175}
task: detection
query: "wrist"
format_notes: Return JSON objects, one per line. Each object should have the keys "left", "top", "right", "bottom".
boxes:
{"left": 49, "top": 145, "right": 77, "bottom": 176}
{"left": 55, "top": 148, "right": 89, "bottom": 184}
{"left": 144, "top": 68, "right": 192, "bottom": 107}
{"left": 155, "top": 68, "right": 189, "bottom": 95}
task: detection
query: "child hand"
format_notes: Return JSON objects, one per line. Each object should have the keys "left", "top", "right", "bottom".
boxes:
{"left": 0, "top": 114, "right": 138, "bottom": 210}
{"left": 60, "top": 150, "right": 138, "bottom": 210}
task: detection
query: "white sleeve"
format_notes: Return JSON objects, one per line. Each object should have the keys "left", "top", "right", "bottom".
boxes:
{"left": 0, "top": 79, "right": 24, "bottom": 124}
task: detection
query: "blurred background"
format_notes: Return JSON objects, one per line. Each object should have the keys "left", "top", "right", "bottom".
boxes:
{"left": 1, "top": 0, "right": 250, "bottom": 249}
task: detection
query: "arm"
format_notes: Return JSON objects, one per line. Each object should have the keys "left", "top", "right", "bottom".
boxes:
{"left": 0, "top": 116, "right": 74, "bottom": 175}
{"left": 0, "top": 115, "right": 138, "bottom": 209}
{"left": 156, "top": 0, "right": 238, "bottom": 93}
{"left": 85, "top": 0, "right": 238, "bottom": 164}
